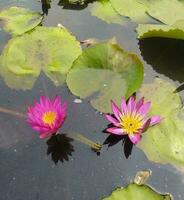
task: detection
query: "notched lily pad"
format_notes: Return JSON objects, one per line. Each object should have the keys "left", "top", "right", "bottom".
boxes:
{"left": 136, "top": 0, "right": 184, "bottom": 40}
{"left": 103, "top": 183, "right": 171, "bottom": 200}
{"left": 0, "top": 6, "right": 43, "bottom": 36}
{"left": 91, "top": 0, "right": 127, "bottom": 25}
{"left": 136, "top": 24, "right": 184, "bottom": 40}
{"left": 138, "top": 78, "right": 184, "bottom": 168}
{"left": 66, "top": 40, "right": 144, "bottom": 112}
{"left": 0, "top": 26, "right": 82, "bottom": 90}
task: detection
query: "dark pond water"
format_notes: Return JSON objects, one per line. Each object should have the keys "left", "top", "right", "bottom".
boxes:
{"left": 0, "top": 1, "right": 184, "bottom": 200}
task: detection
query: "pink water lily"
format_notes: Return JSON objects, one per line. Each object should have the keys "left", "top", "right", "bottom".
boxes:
{"left": 105, "top": 96, "right": 161, "bottom": 144}
{"left": 27, "top": 96, "right": 67, "bottom": 139}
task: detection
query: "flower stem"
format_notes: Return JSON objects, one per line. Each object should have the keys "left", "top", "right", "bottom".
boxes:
{"left": 0, "top": 107, "right": 25, "bottom": 118}
{"left": 68, "top": 133, "right": 102, "bottom": 152}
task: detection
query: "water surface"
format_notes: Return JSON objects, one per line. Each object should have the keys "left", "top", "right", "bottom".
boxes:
{"left": 0, "top": 1, "right": 184, "bottom": 199}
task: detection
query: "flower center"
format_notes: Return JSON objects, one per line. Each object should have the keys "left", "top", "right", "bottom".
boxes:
{"left": 120, "top": 113, "right": 143, "bottom": 134}
{"left": 42, "top": 111, "right": 56, "bottom": 125}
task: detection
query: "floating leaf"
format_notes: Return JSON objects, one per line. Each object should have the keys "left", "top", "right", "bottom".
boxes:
{"left": 103, "top": 183, "right": 171, "bottom": 200}
{"left": 91, "top": 0, "right": 127, "bottom": 25}
{"left": 0, "top": 6, "right": 42, "bottom": 36}
{"left": 136, "top": 24, "right": 184, "bottom": 40}
{"left": 0, "top": 26, "right": 82, "bottom": 90}
{"left": 138, "top": 78, "right": 184, "bottom": 168}
{"left": 145, "top": 0, "right": 184, "bottom": 25}
{"left": 110, "top": 0, "right": 151, "bottom": 23}
{"left": 66, "top": 41, "right": 144, "bottom": 112}
{"left": 136, "top": 0, "right": 184, "bottom": 40}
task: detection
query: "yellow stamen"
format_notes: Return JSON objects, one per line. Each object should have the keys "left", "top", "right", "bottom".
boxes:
{"left": 120, "top": 112, "right": 143, "bottom": 134}
{"left": 42, "top": 111, "right": 56, "bottom": 125}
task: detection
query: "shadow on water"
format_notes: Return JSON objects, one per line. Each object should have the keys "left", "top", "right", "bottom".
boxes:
{"left": 103, "top": 134, "right": 133, "bottom": 159}
{"left": 47, "top": 134, "right": 74, "bottom": 164}
{"left": 41, "top": 0, "right": 51, "bottom": 15}
{"left": 139, "top": 38, "right": 184, "bottom": 83}
{"left": 58, "top": 0, "right": 96, "bottom": 10}
{"left": 41, "top": 0, "right": 96, "bottom": 14}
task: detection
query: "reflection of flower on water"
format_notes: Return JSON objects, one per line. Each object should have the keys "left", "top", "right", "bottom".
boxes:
{"left": 47, "top": 134, "right": 74, "bottom": 164}
{"left": 105, "top": 96, "right": 161, "bottom": 144}
{"left": 27, "top": 96, "right": 67, "bottom": 139}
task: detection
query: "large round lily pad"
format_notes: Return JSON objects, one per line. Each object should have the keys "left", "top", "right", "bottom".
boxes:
{"left": 138, "top": 78, "right": 184, "bottom": 168}
{"left": 0, "top": 26, "right": 82, "bottom": 90}
{"left": 0, "top": 6, "right": 43, "bottom": 36}
{"left": 103, "top": 183, "right": 171, "bottom": 200}
{"left": 66, "top": 41, "right": 144, "bottom": 112}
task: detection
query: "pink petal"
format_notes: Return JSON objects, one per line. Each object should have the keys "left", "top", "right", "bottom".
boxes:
{"left": 121, "top": 98, "right": 128, "bottom": 113}
{"left": 137, "top": 102, "right": 151, "bottom": 116}
{"left": 106, "top": 127, "right": 125, "bottom": 135}
{"left": 44, "top": 97, "right": 52, "bottom": 109}
{"left": 150, "top": 115, "right": 162, "bottom": 126}
{"left": 53, "top": 96, "right": 60, "bottom": 107}
{"left": 136, "top": 97, "right": 144, "bottom": 110}
{"left": 127, "top": 96, "right": 136, "bottom": 113}
{"left": 32, "top": 125, "right": 49, "bottom": 132}
{"left": 105, "top": 114, "right": 120, "bottom": 126}
{"left": 39, "top": 132, "right": 53, "bottom": 139}
{"left": 129, "top": 134, "right": 141, "bottom": 144}
{"left": 40, "top": 96, "right": 46, "bottom": 107}
{"left": 140, "top": 118, "right": 151, "bottom": 132}
{"left": 111, "top": 100, "right": 121, "bottom": 120}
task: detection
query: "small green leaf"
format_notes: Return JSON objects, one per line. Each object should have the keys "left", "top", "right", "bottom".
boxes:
{"left": 67, "top": 40, "right": 144, "bottom": 112}
{"left": 138, "top": 78, "right": 184, "bottom": 168}
{"left": 91, "top": 0, "right": 127, "bottom": 25}
{"left": 0, "top": 26, "right": 82, "bottom": 90}
{"left": 0, "top": 6, "right": 42, "bottom": 36}
{"left": 103, "top": 183, "right": 171, "bottom": 200}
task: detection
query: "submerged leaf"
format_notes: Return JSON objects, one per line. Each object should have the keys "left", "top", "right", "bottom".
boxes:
{"left": 0, "top": 6, "right": 42, "bottom": 36}
{"left": 0, "top": 26, "right": 81, "bottom": 90}
{"left": 67, "top": 41, "right": 144, "bottom": 112}
{"left": 91, "top": 0, "right": 127, "bottom": 25}
{"left": 138, "top": 78, "right": 184, "bottom": 168}
{"left": 103, "top": 183, "right": 171, "bottom": 200}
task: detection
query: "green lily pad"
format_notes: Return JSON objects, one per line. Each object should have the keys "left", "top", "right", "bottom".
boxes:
{"left": 0, "top": 26, "right": 82, "bottom": 90}
{"left": 103, "top": 183, "right": 171, "bottom": 200}
{"left": 0, "top": 6, "right": 43, "bottom": 36}
{"left": 136, "top": 24, "right": 184, "bottom": 40}
{"left": 110, "top": 0, "right": 151, "bottom": 23}
{"left": 66, "top": 41, "right": 144, "bottom": 112}
{"left": 136, "top": 0, "right": 184, "bottom": 40}
{"left": 138, "top": 78, "right": 184, "bottom": 168}
{"left": 145, "top": 0, "right": 184, "bottom": 25}
{"left": 91, "top": 0, "right": 127, "bottom": 25}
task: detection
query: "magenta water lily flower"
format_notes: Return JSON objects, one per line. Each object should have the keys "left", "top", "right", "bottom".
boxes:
{"left": 27, "top": 96, "right": 67, "bottom": 139}
{"left": 105, "top": 96, "right": 161, "bottom": 144}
